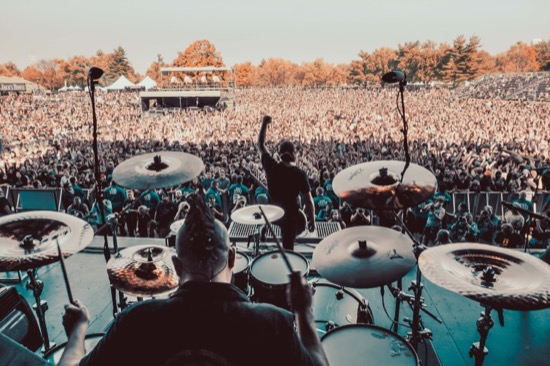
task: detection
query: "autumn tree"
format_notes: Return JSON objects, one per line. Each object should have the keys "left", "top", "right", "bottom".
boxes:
{"left": 297, "top": 59, "right": 333, "bottom": 87}
{"left": 349, "top": 48, "right": 397, "bottom": 86}
{"left": 496, "top": 42, "right": 540, "bottom": 73}
{"left": 397, "top": 42, "right": 421, "bottom": 82}
{"left": 254, "top": 58, "right": 297, "bottom": 87}
{"left": 34, "top": 59, "right": 64, "bottom": 90}
{"left": 440, "top": 35, "right": 471, "bottom": 85}
{"left": 146, "top": 54, "right": 168, "bottom": 84}
{"left": 233, "top": 62, "right": 255, "bottom": 87}
{"left": 21, "top": 66, "right": 42, "bottom": 85}
{"left": 415, "top": 41, "right": 446, "bottom": 84}
{"left": 64, "top": 55, "right": 90, "bottom": 87}
{"left": 173, "top": 40, "right": 225, "bottom": 68}
{"left": 533, "top": 40, "right": 550, "bottom": 71}
{"left": 0, "top": 62, "right": 21, "bottom": 77}
{"left": 90, "top": 50, "right": 112, "bottom": 85}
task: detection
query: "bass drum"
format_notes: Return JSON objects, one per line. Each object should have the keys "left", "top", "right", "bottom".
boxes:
{"left": 232, "top": 250, "right": 250, "bottom": 295}
{"left": 250, "top": 250, "right": 309, "bottom": 310}
{"left": 311, "top": 282, "right": 374, "bottom": 337}
{"left": 44, "top": 333, "right": 104, "bottom": 364}
{"left": 321, "top": 324, "right": 419, "bottom": 366}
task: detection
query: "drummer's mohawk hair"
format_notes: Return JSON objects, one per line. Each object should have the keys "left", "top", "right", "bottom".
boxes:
{"left": 179, "top": 193, "right": 220, "bottom": 265}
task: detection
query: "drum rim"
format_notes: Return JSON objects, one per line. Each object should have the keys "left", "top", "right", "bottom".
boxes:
{"left": 320, "top": 323, "right": 419, "bottom": 362}
{"left": 233, "top": 250, "right": 250, "bottom": 273}
{"left": 249, "top": 250, "right": 310, "bottom": 285}
{"left": 311, "top": 281, "right": 366, "bottom": 304}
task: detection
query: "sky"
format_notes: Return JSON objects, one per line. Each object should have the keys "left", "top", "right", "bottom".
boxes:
{"left": 1, "top": 0, "right": 548, "bottom": 74}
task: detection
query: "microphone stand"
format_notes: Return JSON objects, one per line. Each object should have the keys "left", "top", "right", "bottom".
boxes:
{"left": 88, "top": 69, "right": 119, "bottom": 317}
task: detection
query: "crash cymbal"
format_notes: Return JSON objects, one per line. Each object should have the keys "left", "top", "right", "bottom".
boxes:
{"left": 502, "top": 201, "right": 548, "bottom": 221}
{"left": 0, "top": 211, "right": 94, "bottom": 272}
{"left": 107, "top": 245, "right": 179, "bottom": 297}
{"left": 170, "top": 219, "right": 185, "bottom": 233}
{"left": 333, "top": 160, "right": 437, "bottom": 210}
{"left": 419, "top": 243, "right": 550, "bottom": 310}
{"left": 312, "top": 226, "right": 416, "bottom": 288}
{"left": 112, "top": 151, "right": 204, "bottom": 190}
{"left": 230, "top": 205, "right": 284, "bottom": 225}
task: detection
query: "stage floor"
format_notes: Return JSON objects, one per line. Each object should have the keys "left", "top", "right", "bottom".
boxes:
{"left": 5, "top": 236, "right": 550, "bottom": 366}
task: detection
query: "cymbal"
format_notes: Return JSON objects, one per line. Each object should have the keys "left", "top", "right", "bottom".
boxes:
{"left": 170, "top": 219, "right": 185, "bottom": 233}
{"left": 107, "top": 245, "right": 179, "bottom": 297}
{"left": 332, "top": 160, "right": 437, "bottom": 210}
{"left": 112, "top": 151, "right": 204, "bottom": 190}
{"left": 312, "top": 226, "right": 416, "bottom": 288}
{"left": 502, "top": 201, "right": 548, "bottom": 221}
{"left": 230, "top": 205, "right": 284, "bottom": 225}
{"left": 419, "top": 243, "right": 550, "bottom": 310}
{"left": 0, "top": 211, "right": 94, "bottom": 272}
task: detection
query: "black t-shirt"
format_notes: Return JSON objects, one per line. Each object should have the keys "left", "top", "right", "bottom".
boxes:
{"left": 0, "top": 197, "right": 12, "bottom": 216}
{"left": 261, "top": 152, "right": 310, "bottom": 214}
{"left": 155, "top": 201, "right": 178, "bottom": 225}
{"left": 80, "top": 282, "right": 315, "bottom": 366}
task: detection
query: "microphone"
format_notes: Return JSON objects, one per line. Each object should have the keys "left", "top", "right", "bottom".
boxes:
{"left": 88, "top": 67, "right": 105, "bottom": 81}
{"left": 381, "top": 70, "right": 406, "bottom": 84}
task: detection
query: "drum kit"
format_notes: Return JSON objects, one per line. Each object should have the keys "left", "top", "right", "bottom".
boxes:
{"left": 1, "top": 149, "right": 550, "bottom": 366}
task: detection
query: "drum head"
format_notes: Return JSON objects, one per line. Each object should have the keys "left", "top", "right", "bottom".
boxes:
{"left": 233, "top": 251, "right": 250, "bottom": 274}
{"left": 321, "top": 324, "right": 418, "bottom": 366}
{"left": 312, "top": 283, "right": 365, "bottom": 333}
{"left": 250, "top": 251, "right": 309, "bottom": 285}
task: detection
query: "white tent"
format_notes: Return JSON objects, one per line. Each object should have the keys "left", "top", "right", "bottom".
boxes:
{"left": 137, "top": 76, "right": 157, "bottom": 90}
{"left": 106, "top": 75, "right": 135, "bottom": 90}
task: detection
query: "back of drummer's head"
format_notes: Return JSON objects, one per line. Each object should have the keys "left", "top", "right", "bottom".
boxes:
{"left": 176, "top": 194, "right": 229, "bottom": 276}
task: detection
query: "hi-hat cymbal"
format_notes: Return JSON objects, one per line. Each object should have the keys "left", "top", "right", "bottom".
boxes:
{"left": 419, "top": 243, "right": 550, "bottom": 310}
{"left": 112, "top": 151, "right": 204, "bottom": 190}
{"left": 312, "top": 226, "right": 416, "bottom": 288}
{"left": 107, "top": 245, "right": 179, "bottom": 297}
{"left": 230, "top": 205, "right": 284, "bottom": 225}
{"left": 333, "top": 160, "right": 437, "bottom": 210}
{"left": 0, "top": 211, "right": 94, "bottom": 272}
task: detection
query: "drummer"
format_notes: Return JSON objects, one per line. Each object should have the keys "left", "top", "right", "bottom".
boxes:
{"left": 59, "top": 194, "right": 328, "bottom": 366}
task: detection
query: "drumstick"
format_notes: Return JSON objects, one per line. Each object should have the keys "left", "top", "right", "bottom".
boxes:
{"left": 257, "top": 205, "right": 294, "bottom": 274}
{"left": 56, "top": 239, "right": 75, "bottom": 305}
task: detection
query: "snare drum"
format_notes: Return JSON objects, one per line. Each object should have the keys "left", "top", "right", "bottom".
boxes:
{"left": 232, "top": 250, "right": 250, "bottom": 295}
{"left": 250, "top": 250, "right": 309, "bottom": 310}
{"left": 311, "top": 282, "right": 374, "bottom": 337}
{"left": 321, "top": 324, "right": 419, "bottom": 366}
{"left": 44, "top": 333, "right": 104, "bottom": 364}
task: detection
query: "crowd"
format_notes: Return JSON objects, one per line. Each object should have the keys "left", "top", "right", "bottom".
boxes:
{"left": 460, "top": 72, "right": 550, "bottom": 102}
{"left": 0, "top": 86, "right": 549, "bottom": 248}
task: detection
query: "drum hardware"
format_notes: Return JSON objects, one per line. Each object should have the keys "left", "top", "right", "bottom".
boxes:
{"left": 419, "top": 243, "right": 550, "bottom": 365}
{"left": 25, "top": 268, "right": 54, "bottom": 353}
{"left": 43, "top": 333, "right": 104, "bottom": 364}
{"left": 0, "top": 211, "right": 94, "bottom": 354}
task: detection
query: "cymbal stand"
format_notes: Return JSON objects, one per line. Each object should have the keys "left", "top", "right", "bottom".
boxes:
{"left": 26, "top": 269, "right": 54, "bottom": 354}
{"left": 469, "top": 303, "right": 504, "bottom": 366}
{"left": 392, "top": 212, "right": 440, "bottom": 352}
{"left": 246, "top": 224, "right": 262, "bottom": 258}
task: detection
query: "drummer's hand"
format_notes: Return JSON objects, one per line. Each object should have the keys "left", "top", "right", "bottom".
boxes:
{"left": 62, "top": 300, "right": 90, "bottom": 337}
{"left": 307, "top": 221, "right": 315, "bottom": 233}
{"left": 288, "top": 271, "right": 313, "bottom": 314}
{"left": 262, "top": 115, "right": 272, "bottom": 125}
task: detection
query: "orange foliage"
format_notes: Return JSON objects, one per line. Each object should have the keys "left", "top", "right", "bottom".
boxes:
{"left": 0, "top": 62, "right": 21, "bottom": 77}
{"left": 497, "top": 42, "right": 540, "bottom": 73}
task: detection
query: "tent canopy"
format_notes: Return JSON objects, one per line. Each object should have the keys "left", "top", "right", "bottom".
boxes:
{"left": 106, "top": 75, "right": 135, "bottom": 90}
{"left": 137, "top": 76, "right": 157, "bottom": 90}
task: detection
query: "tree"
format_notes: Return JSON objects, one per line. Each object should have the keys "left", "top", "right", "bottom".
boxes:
{"left": 173, "top": 40, "right": 225, "bottom": 68}
{"left": 254, "top": 58, "right": 297, "bottom": 87}
{"left": 349, "top": 49, "right": 397, "bottom": 86}
{"left": 440, "top": 35, "right": 470, "bottom": 86}
{"left": 106, "top": 46, "right": 138, "bottom": 83}
{"left": 146, "top": 54, "right": 168, "bottom": 84}
{"left": 0, "top": 62, "right": 21, "bottom": 77}
{"left": 496, "top": 42, "right": 539, "bottom": 72}
{"left": 90, "top": 50, "right": 112, "bottom": 85}
{"left": 65, "top": 55, "right": 90, "bottom": 87}
{"left": 298, "top": 58, "right": 332, "bottom": 87}
{"left": 415, "top": 41, "right": 445, "bottom": 84}
{"left": 35, "top": 59, "right": 63, "bottom": 90}
{"left": 533, "top": 40, "right": 550, "bottom": 71}
{"left": 397, "top": 42, "right": 421, "bottom": 82}
{"left": 233, "top": 62, "right": 255, "bottom": 87}
{"left": 21, "top": 66, "right": 42, "bottom": 85}
{"left": 462, "top": 35, "right": 483, "bottom": 80}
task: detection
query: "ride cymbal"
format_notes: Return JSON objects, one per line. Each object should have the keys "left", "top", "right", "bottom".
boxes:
{"left": 0, "top": 211, "right": 94, "bottom": 272}
{"left": 419, "top": 243, "right": 550, "bottom": 310}
{"left": 332, "top": 160, "right": 437, "bottom": 210}
{"left": 112, "top": 151, "right": 204, "bottom": 190}
{"left": 107, "top": 245, "right": 179, "bottom": 297}
{"left": 230, "top": 205, "right": 284, "bottom": 225}
{"left": 312, "top": 226, "right": 416, "bottom": 288}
